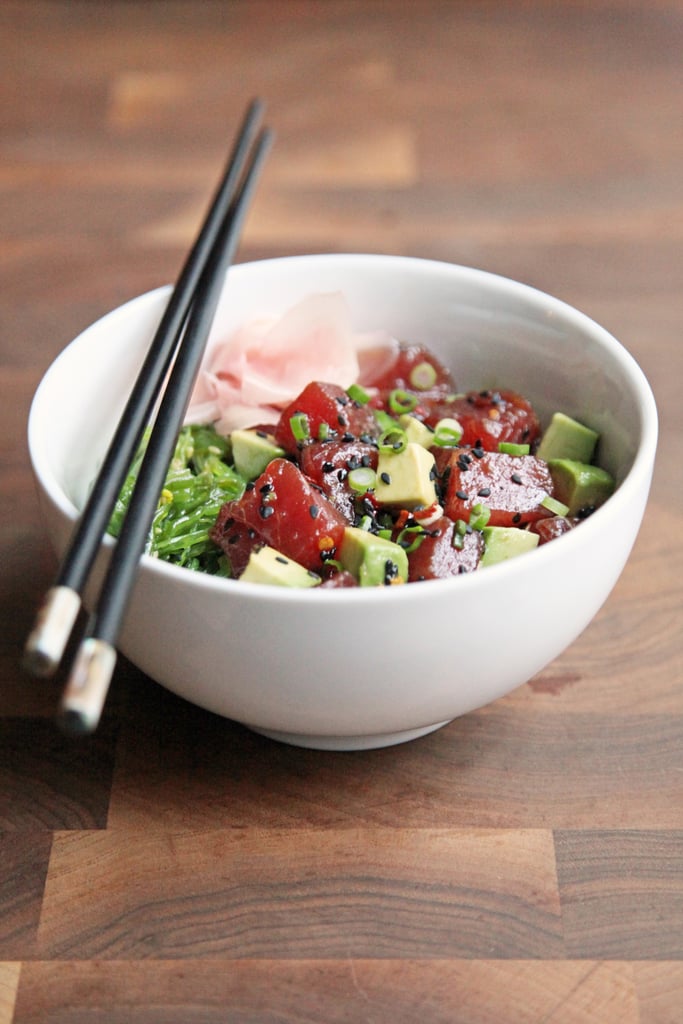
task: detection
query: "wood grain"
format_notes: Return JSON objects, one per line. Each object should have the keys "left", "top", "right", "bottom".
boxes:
{"left": 2, "top": 0, "right": 682, "bottom": 1019}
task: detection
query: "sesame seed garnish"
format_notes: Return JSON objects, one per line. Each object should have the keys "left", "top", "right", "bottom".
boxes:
{"left": 275, "top": 555, "right": 289, "bottom": 564}
{"left": 309, "top": 504, "right": 320, "bottom": 518}
{"left": 259, "top": 505, "right": 274, "bottom": 519}
{"left": 455, "top": 489, "right": 468, "bottom": 500}
{"left": 511, "top": 473, "right": 523, "bottom": 484}
{"left": 380, "top": 472, "right": 391, "bottom": 485}
{"left": 512, "top": 513, "right": 522, "bottom": 524}
{"left": 322, "top": 461, "right": 334, "bottom": 473}
{"left": 477, "top": 487, "right": 491, "bottom": 497}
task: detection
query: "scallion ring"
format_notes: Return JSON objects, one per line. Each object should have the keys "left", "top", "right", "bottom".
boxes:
{"left": 347, "top": 466, "right": 377, "bottom": 493}
{"left": 408, "top": 361, "right": 437, "bottom": 391}
{"left": 346, "top": 383, "right": 371, "bottom": 405}
{"left": 432, "top": 418, "right": 463, "bottom": 447}
{"left": 469, "top": 503, "right": 491, "bottom": 530}
{"left": 388, "top": 388, "right": 418, "bottom": 414}
{"left": 396, "top": 525, "right": 426, "bottom": 553}
{"left": 289, "top": 412, "right": 310, "bottom": 442}
{"left": 498, "top": 441, "right": 530, "bottom": 456}
{"left": 378, "top": 427, "right": 407, "bottom": 454}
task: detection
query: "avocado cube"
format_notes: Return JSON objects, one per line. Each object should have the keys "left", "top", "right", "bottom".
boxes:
{"left": 339, "top": 526, "right": 409, "bottom": 586}
{"left": 375, "top": 442, "right": 438, "bottom": 509}
{"left": 480, "top": 526, "right": 539, "bottom": 567}
{"left": 398, "top": 414, "right": 436, "bottom": 449}
{"left": 536, "top": 412, "right": 599, "bottom": 464}
{"left": 231, "top": 428, "right": 284, "bottom": 480}
{"left": 547, "top": 458, "right": 615, "bottom": 516}
{"left": 240, "top": 546, "right": 321, "bottom": 588}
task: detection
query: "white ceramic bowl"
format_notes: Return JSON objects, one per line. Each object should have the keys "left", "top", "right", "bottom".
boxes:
{"left": 28, "top": 255, "right": 658, "bottom": 749}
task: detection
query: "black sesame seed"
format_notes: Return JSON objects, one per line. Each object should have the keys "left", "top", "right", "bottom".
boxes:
{"left": 455, "top": 489, "right": 468, "bottom": 500}
{"left": 380, "top": 472, "right": 392, "bottom": 485}
{"left": 256, "top": 430, "right": 268, "bottom": 439}
{"left": 337, "top": 468, "right": 347, "bottom": 481}
{"left": 259, "top": 482, "right": 273, "bottom": 494}
{"left": 511, "top": 473, "right": 523, "bottom": 484}
{"left": 477, "top": 487, "right": 491, "bottom": 497}
{"left": 246, "top": 481, "right": 255, "bottom": 491}
{"left": 361, "top": 454, "right": 372, "bottom": 468}
{"left": 337, "top": 414, "right": 348, "bottom": 427}
{"left": 275, "top": 555, "right": 289, "bottom": 564}
{"left": 322, "top": 461, "right": 334, "bottom": 473}
{"left": 342, "top": 432, "right": 355, "bottom": 442}
{"left": 347, "top": 456, "right": 361, "bottom": 471}
{"left": 512, "top": 513, "right": 522, "bottom": 524}
{"left": 247, "top": 528, "right": 257, "bottom": 539}
{"left": 259, "top": 505, "right": 275, "bottom": 519}
{"left": 335, "top": 394, "right": 349, "bottom": 405}
{"left": 309, "top": 504, "right": 320, "bottom": 519}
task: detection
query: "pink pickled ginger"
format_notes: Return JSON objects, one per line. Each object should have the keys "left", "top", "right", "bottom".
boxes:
{"left": 185, "top": 292, "right": 398, "bottom": 434}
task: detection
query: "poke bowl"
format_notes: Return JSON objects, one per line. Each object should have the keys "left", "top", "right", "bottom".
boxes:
{"left": 28, "top": 254, "right": 657, "bottom": 749}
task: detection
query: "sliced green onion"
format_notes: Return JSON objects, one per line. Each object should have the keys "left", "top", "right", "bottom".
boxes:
{"left": 388, "top": 388, "right": 418, "bottom": 414}
{"left": 432, "top": 417, "right": 463, "bottom": 447}
{"left": 455, "top": 518, "right": 468, "bottom": 536}
{"left": 396, "top": 525, "right": 426, "bottom": 553}
{"left": 347, "top": 466, "right": 377, "bottom": 493}
{"left": 378, "top": 528, "right": 392, "bottom": 540}
{"left": 498, "top": 441, "right": 530, "bottom": 456}
{"left": 378, "top": 427, "right": 407, "bottom": 454}
{"left": 452, "top": 529, "right": 465, "bottom": 550}
{"left": 541, "top": 494, "right": 570, "bottom": 517}
{"left": 469, "top": 503, "right": 491, "bottom": 530}
{"left": 317, "top": 421, "right": 330, "bottom": 441}
{"left": 347, "top": 383, "right": 371, "bottom": 404}
{"left": 290, "top": 412, "right": 310, "bottom": 442}
{"left": 358, "top": 515, "right": 374, "bottom": 532}
{"left": 409, "top": 361, "right": 437, "bottom": 391}
{"left": 373, "top": 408, "right": 399, "bottom": 433}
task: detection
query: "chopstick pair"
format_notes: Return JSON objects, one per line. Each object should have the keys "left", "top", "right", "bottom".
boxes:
{"left": 24, "top": 99, "right": 273, "bottom": 734}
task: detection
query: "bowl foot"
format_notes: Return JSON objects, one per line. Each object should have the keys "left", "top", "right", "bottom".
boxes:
{"left": 251, "top": 719, "right": 452, "bottom": 751}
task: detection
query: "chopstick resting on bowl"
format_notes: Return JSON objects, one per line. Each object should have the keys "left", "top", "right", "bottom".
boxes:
{"left": 24, "top": 99, "right": 273, "bottom": 734}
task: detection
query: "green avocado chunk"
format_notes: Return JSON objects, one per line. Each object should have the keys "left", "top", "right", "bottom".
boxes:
{"left": 536, "top": 412, "right": 599, "bottom": 463}
{"left": 547, "top": 458, "right": 615, "bottom": 516}
{"left": 480, "top": 526, "right": 539, "bottom": 567}
{"left": 240, "top": 545, "right": 321, "bottom": 588}
{"left": 375, "top": 442, "right": 438, "bottom": 510}
{"left": 398, "top": 414, "right": 436, "bottom": 448}
{"left": 231, "top": 428, "right": 285, "bottom": 480}
{"left": 339, "top": 526, "right": 409, "bottom": 587}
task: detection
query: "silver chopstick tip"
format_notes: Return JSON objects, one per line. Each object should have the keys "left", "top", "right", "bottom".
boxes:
{"left": 23, "top": 586, "right": 81, "bottom": 677}
{"left": 58, "top": 637, "right": 117, "bottom": 735}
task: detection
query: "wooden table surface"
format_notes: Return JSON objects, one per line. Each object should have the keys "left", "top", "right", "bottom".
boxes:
{"left": 2, "top": 2, "right": 682, "bottom": 1020}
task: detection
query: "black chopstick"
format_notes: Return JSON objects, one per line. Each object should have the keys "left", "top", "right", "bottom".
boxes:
{"left": 58, "top": 124, "right": 273, "bottom": 735}
{"left": 24, "top": 98, "right": 266, "bottom": 679}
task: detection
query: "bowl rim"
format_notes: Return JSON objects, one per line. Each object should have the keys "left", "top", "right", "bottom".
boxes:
{"left": 28, "top": 253, "right": 659, "bottom": 605}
